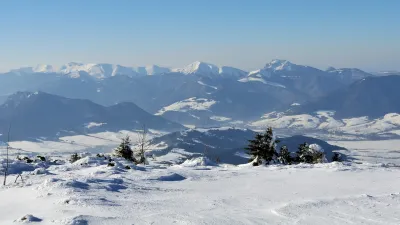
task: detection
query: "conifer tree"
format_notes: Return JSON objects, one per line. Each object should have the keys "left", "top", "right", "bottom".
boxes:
{"left": 332, "top": 152, "right": 341, "bottom": 162}
{"left": 295, "top": 142, "right": 313, "bottom": 163}
{"left": 245, "top": 127, "right": 279, "bottom": 166}
{"left": 312, "top": 150, "right": 325, "bottom": 163}
{"left": 278, "top": 145, "right": 292, "bottom": 165}
{"left": 113, "top": 135, "right": 135, "bottom": 162}
{"left": 69, "top": 153, "right": 81, "bottom": 163}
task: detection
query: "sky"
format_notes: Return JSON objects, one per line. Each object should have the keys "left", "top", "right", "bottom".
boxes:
{"left": 0, "top": 0, "right": 399, "bottom": 72}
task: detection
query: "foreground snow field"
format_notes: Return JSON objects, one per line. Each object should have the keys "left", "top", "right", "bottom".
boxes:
{"left": 1, "top": 134, "right": 400, "bottom": 224}
{"left": 0, "top": 157, "right": 399, "bottom": 225}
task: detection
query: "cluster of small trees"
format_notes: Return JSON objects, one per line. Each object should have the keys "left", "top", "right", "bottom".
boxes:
{"left": 246, "top": 127, "right": 340, "bottom": 166}
{"left": 69, "top": 126, "right": 149, "bottom": 166}
{"left": 113, "top": 125, "right": 148, "bottom": 164}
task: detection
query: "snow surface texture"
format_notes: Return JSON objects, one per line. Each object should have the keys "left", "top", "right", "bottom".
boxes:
{"left": 0, "top": 155, "right": 399, "bottom": 225}
{"left": 0, "top": 127, "right": 400, "bottom": 224}
{"left": 251, "top": 111, "right": 400, "bottom": 138}
{"left": 155, "top": 97, "right": 216, "bottom": 115}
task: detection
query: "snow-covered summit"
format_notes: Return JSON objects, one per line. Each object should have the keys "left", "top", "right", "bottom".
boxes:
{"left": 171, "top": 61, "right": 247, "bottom": 77}
{"left": 219, "top": 66, "right": 247, "bottom": 78}
{"left": 172, "top": 61, "right": 220, "bottom": 75}
{"left": 247, "top": 59, "right": 298, "bottom": 78}
{"left": 59, "top": 63, "right": 145, "bottom": 79}
{"left": 139, "top": 65, "right": 171, "bottom": 75}
{"left": 265, "top": 59, "right": 295, "bottom": 71}
{"left": 10, "top": 64, "right": 55, "bottom": 74}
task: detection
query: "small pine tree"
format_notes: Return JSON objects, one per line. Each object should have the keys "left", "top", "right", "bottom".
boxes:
{"left": 245, "top": 127, "right": 279, "bottom": 166}
{"left": 312, "top": 151, "right": 324, "bottom": 163}
{"left": 36, "top": 155, "right": 46, "bottom": 162}
{"left": 295, "top": 142, "right": 313, "bottom": 163}
{"left": 113, "top": 136, "right": 135, "bottom": 162}
{"left": 278, "top": 145, "right": 292, "bottom": 165}
{"left": 69, "top": 153, "right": 81, "bottom": 163}
{"left": 332, "top": 152, "right": 341, "bottom": 162}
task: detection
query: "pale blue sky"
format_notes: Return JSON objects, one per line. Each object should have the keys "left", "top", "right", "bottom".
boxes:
{"left": 0, "top": 0, "right": 399, "bottom": 72}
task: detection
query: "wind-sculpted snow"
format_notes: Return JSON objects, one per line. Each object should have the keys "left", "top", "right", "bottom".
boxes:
{"left": 273, "top": 193, "right": 400, "bottom": 225}
{"left": 0, "top": 153, "right": 399, "bottom": 224}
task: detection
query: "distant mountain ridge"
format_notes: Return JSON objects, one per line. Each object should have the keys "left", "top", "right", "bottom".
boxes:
{"left": 8, "top": 60, "right": 373, "bottom": 80}
{"left": 290, "top": 75, "right": 400, "bottom": 119}
{"left": 0, "top": 59, "right": 389, "bottom": 128}
{"left": 0, "top": 92, "right": 183, "bottom": 141}
{"left": 9, "top": 61, "right": 249, "bottom": 79}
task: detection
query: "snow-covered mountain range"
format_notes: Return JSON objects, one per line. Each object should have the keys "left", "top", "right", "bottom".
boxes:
{"left": 9, "top": 61, "right": 248, "bottom": 79}
{"left": 2, "top": 59, "right": 400, "bottom": 139}
{"left": 9, "top": 59, "right": 378, "bottom": 81}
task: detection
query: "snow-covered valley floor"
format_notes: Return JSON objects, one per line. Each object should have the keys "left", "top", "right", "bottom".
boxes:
{"left": 329, "top": 139, "right": 400, "bottom": 165}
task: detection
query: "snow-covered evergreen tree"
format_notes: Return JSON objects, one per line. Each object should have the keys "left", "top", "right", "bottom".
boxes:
{"left": 295, "top": 143, "right": 326, "bottom": 164}
{"left": 245, "top": 127, "right": 279, "bottom": 166}
{"left": 295, "top": 142, "right": 313, "bottom": 163}
{"left": 113, "top": 136, "right": 136, "bottom": 162}
{"left": 69, "top": 153, "right": 81, "bottom": 163}
{"left": 332, "top": 152, "right": 342, "bottom": 162}
{"left": 309, "top": 144, "right": 327, "bottom": 163}
{"left": 278, "top": 145, "right": 292, "bottom": 165}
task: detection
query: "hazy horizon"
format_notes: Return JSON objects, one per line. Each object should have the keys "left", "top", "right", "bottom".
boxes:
{"left": 1, "top": 0, "right": 399, "bottom": 72}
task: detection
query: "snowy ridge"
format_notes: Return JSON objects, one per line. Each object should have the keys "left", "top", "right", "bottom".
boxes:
{"left": 59, "top": 63, "right": 145, "bottom": 79}
{"left": 251, "top": 111, "right": 400, "bottom": 136}
{"left": 326, "top": 67, "right": 372, "bottom": 80}
{"left": 10, "top": 64, "right": 56, "bottom": 74}
{"left": 172, "top": 61, "right": 220, "bottom": 75}
{"left": 155, "top": 97, "right": 217, "bottom": 115}
{"left": 10, "top": 63, "right": 172, "bottom": 79}
{"left": 243, "top": 59, "right": 317, "bottom": 86}
{"left": 10, "top": 61, "right": 248, "bottom": 78}
{"left": 265, "top": 59, "right": 295, "bottom": 71}
{"left": 247, "top": 59, "right": 304, "bottom": 76}
{"left": 171, "top": 61, "right": 247, "bottom": 77}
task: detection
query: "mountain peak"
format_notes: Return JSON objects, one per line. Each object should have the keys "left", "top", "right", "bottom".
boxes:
{"left": 265, "top": 59, "right": 294, "bottom": 71}
{"left": 326, "top": 66, "right": 336, "bottom": 72}
{"left": 172, "top": 61, "right": 219, "bottom": 75}
{"left": 2, "top": 91, "right": 43, "bottom": 109}
{"left": 33, "top": 64, "right": 55, "bottom": 73}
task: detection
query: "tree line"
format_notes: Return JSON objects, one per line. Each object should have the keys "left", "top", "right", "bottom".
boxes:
{"left": 246, "top": 127, "right": 341, "bottom": 166}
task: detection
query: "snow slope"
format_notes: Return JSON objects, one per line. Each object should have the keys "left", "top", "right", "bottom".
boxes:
{"left": 0, "top": 156, "right": 399, "bottom": 224}
{"left": 155, "top": 97, "right": 217, "bottom": 115}
{"left": 171, "top": 61, "right": 247, "bottom": 77}
{"left": 251, "top": 112, "right": 400, "bottom": 137}
{"left": 172, "top": 61, "right": 220, "bottom": 75}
